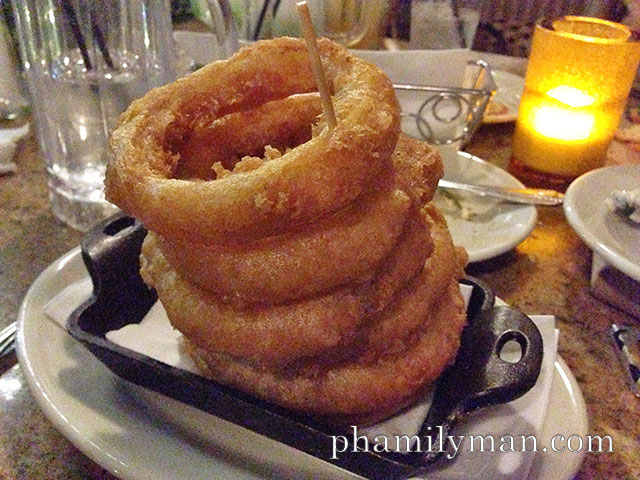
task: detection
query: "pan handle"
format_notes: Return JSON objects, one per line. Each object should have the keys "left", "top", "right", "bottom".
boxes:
{"left": 415, "top": 305, "right": 543, "bottom": 465}
{"left": 77, "top": 213, "right": 155, "bottom": 334}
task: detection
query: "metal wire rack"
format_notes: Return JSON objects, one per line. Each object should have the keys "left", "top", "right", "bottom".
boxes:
{"left": 394, "top": 60, "right": 496, "bottom": 145}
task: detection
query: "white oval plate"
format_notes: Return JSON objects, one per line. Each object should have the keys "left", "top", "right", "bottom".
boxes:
{"left": 17, "top": 248, "right": 587, "bottom": 480}
{"left": 483, "top": 70, "right": 524, "bottom": 124}
{"left": 434, "top": 150, "right": 538, "bottom": 263}
{"left": 564, "top": 165, "right": 640, "bottom": 281}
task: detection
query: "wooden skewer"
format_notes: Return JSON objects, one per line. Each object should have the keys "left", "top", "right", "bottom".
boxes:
{"left": 296, "top": 1, "right": 337, "bottom": 130}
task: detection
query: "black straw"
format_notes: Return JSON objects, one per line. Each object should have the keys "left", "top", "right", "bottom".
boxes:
{"left": 58, "top": 0, "right": 114, "bottom": 70}
{"left": 91, "top": 16, "right": 114, "bottom": 69}
{"left": 272, "top": 0, "right": 283, "bottom": 18}
{"left": 58, "top": 0, "right": 93, "bottom": 69}
{"left": 253, "top": 0, "right": 272, "bottom": 41}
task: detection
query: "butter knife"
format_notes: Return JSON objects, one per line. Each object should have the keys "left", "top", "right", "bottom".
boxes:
{"left": 438, "top": 179, "right": 564, "bottom": 206}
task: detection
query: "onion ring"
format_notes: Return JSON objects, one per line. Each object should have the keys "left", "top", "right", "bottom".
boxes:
{"left": 153, "top": 187, "right": 411, "bottom": 304}
{"left": 268, "top": 204, "right": 465, "bottom": 377}
{"left": 283, "top": 204, "right": 464, "bottom": 372}
{"left": 155, "top": 132, "right": 442, "bottom": 304}
{"left": 139, "top": 205, "right": 433, "bottom": 368}
{"left": 353, "top": 205, "right": 467, "bottom": 360}
{"left": 390, "top": 133, "right": 443, "bottom": 205}
{"left": 106, "top": 37, "right": 400, "bottom": 244}
{"left": 186, "top": 279, "right": 466, "bottom": 423}
{"left": 176, "top": 93, "right": 323, "bottom": 180}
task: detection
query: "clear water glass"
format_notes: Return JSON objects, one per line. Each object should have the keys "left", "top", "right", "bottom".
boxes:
{"left": 12, "top": 0, "right": 177, "bottom": 230}
{"left": 233, "top": 0, "right": 367, "bottom": 47}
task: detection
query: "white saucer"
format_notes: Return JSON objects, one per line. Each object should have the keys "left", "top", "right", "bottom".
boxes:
{"left": 17, "top": 248, "right": 587, "bottom": 480}
{"left": 564, "top": 165, "right": 640, "bottom": 281}
{"left": 434, "top": 150, "right": 538, "bottom": 262}
{"left": 482, "top": 70, "right": 524, "bottom": 124}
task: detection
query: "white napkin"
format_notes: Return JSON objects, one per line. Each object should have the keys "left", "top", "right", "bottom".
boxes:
{"left": 351, "top": 49, "right": 469, "bottom": 88}
{"left": 44, "top": 280, "right": 557, "bottom": 479}
{"left": 0, "top": 123, "right": 29, "bottom": 175}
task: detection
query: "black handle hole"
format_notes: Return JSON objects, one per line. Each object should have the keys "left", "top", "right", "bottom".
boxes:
{"left": 104, "top": 216, "right": 136, "bottom": 236}
{"left": 497, "top": 331, "right": 528, "bottom": 364}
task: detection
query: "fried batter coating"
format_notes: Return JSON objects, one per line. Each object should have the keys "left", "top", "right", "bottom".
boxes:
{"left": 314, "top": 204, "right": 465, "bottom": 365}
{"left": 140, "top": 205, "right": 433, "bottom": 368}
{"left": 186, "top": 280, "right": 466, "bottom": 424}
{"left": 389, "top": 134, "right": 443, "bottom": 205}
{"left": 154, "top": 188, "right": 411, "bottom": 304}
{"left": 117, "top": 37, "right": 470, "bottom": 424}
{"left": 180, "top": 212, "right": 467, "bottom": 423}
{"left": 157, "top": 133, "right": 443, "bottom": 304}
{"left": 176, "top": 93, "right": 322, "bottom": 180}
{"left": 106, "top": 38, "right": 400, "bottom": 245}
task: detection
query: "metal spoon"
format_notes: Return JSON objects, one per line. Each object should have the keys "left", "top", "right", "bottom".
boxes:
{"left": 438, "top": 179, "right": 564, "bottom": 206}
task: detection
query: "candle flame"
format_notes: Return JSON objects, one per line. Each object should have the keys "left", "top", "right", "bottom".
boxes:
{"left": 532, "top": 106, "right": 595, "bottom": 141}
{"left": 546, "top": 85, "right": 595, "bottom": 108}
{"left": 529, "top": 85, "right": 596, "bottom": 141}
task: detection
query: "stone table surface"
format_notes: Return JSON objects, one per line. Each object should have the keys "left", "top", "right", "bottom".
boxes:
{"left": 1, "top": 119, "right": 639, "bottom": 480}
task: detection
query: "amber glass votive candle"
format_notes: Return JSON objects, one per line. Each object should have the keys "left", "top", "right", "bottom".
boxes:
{"left": 510, "top": 17, "right": 640, "bottom": 188}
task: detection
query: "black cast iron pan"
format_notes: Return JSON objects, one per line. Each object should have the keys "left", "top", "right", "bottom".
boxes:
{"left": 67, "top": 213, "right": 543, "bottom": 480}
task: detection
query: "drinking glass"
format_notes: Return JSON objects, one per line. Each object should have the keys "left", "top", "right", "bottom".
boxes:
{"left": 408, "top": 0, "right": 479, "bottom": 50}
{"left": 233, "top": 0, "right": 367, "bottom": 47}
{"left": 12, "top": 0, "right": 177, "bottom": 230}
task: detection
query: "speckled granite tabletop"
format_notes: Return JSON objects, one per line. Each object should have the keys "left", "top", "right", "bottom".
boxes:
{"left": 0, "top": 118, "right": 638, "bottom": 479}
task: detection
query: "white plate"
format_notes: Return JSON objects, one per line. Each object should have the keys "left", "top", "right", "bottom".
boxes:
{"left": 564, "top": 165, "right": 640, "bottom": 281}
{"left": 483, "top": 70, "right": 524, "bottom": 124}
{"left": 434, "top": 150, "right": 538, "bottom": 262}
{"left": 17, "top": 248, "right": 587, "bottom": 480}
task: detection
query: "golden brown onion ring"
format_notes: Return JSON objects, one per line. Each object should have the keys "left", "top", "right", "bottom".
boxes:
{"left": 139, "top": 206, "right": 432, "bottom": 368}
{"left": 154, "top": 188, "right": 410, "bottom": 304}
{"left": 155, "top": 132, "right": 443, "bottom": 304}
{"left": 106, "top": 38, "right": 400, "bottom": 244}
{"left": 176, "top": 93, "right": 323, "bottom": 180}
{"left": 354, "top": 205, "right": 466, "bottom": 360}
{"left": 186, "top": 280, "right": 466, "bottom": 423}
{"left": 284, "top": 204, "right": 464, "bottom": 372}
{"left": 390, "top": 134, "right": 443, "bottom": 205}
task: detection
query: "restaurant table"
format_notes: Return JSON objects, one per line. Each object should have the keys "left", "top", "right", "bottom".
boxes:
{"left": 1, "top": 117, "right": 639, "bottom": 479}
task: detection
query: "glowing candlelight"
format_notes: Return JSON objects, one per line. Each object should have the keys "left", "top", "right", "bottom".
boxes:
{"left": 532, "top": 106, "right": 594, "bottom": 142}
{"left": 532, "top": 87, "right": 595, "bottom": 142}
{"left": 511, "top": 17, "right": 640, "bottom": 187}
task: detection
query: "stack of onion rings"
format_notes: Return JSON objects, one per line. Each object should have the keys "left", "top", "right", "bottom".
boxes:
{"left": 106, "top": 37, "right": 400, "bottom": 245}
{"left": 107, "top": 37, "right": 467, "bottom": 424}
